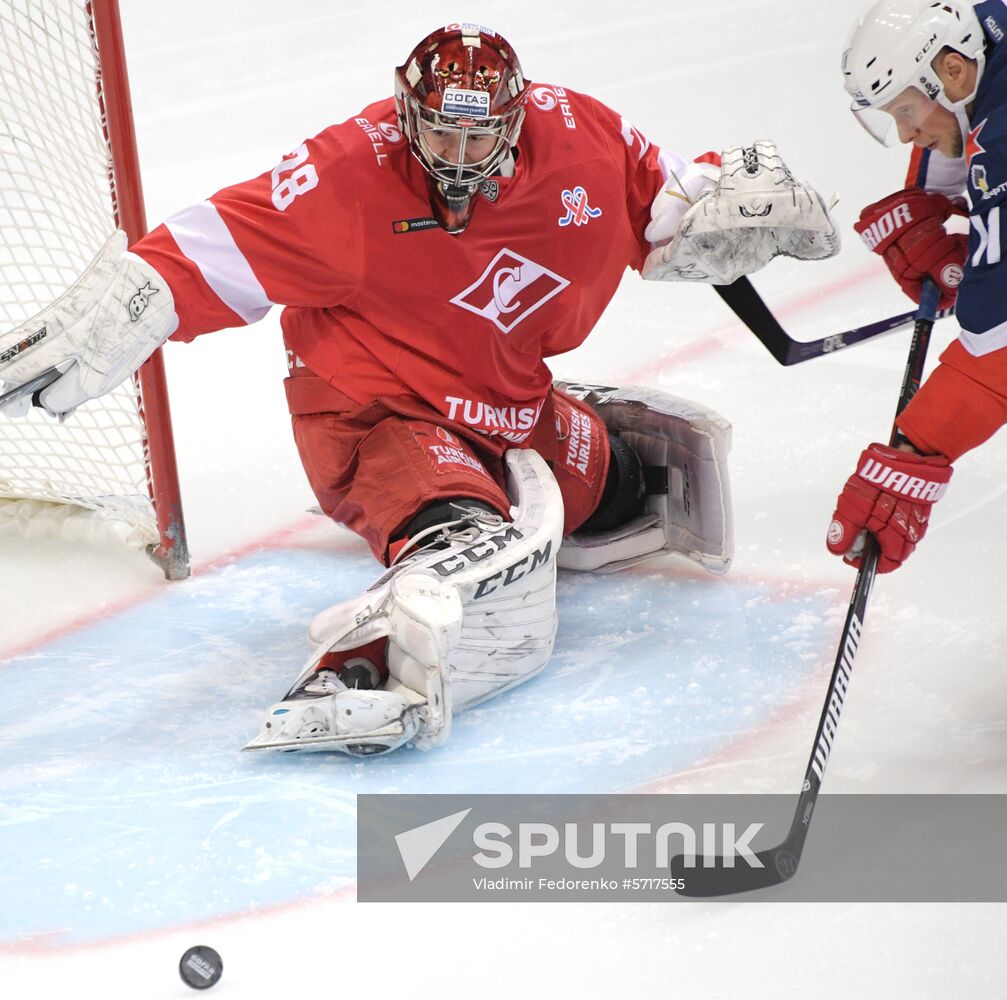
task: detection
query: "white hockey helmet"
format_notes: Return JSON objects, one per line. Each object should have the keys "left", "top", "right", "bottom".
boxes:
{"left": 841, "top": 0, "right": 986, "bottom": 145}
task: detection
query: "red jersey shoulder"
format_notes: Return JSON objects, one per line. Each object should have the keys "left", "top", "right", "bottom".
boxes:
{"left": 523, "top": 83, "right": 656, "bottom": 173}
{"left": 267, "top": 99, "right": 412, "bottom": 220}
{"left": 327, "top": 97, "right": 409, "bottom": 173}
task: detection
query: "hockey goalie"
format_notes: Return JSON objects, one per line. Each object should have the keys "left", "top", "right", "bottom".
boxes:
{"left": 0, "top": 24, "right": 837, "bottom": 756}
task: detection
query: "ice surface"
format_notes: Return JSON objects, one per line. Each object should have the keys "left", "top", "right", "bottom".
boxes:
{"left": 1, "top": 1, "right": 1005, "bottom": 997}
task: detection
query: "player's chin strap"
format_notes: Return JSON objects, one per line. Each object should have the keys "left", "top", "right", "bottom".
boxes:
{"left": 555, "top": 382, "right": 734, "bottom": 575}
{"left": 244, "top": 449, "right": 564, "bottom": 757}
{"left": 643, "top": 141, "right": 840, "bottom": 285}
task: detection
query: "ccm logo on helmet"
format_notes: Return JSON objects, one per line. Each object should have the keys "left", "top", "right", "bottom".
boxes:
{"left": 914, "top": 32, "right": 938, "bottom": 63}
{"left": 858, "top": 203, "right": 912, "bottom": 250}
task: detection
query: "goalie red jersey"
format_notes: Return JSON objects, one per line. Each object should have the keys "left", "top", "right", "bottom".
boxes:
{"left": 132, "top": 88, "right": 684, "bottom": 446}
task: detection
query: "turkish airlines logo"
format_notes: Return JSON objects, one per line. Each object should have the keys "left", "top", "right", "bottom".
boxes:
{"left": 450, "top": 249, "right": 570, "bottom": 334}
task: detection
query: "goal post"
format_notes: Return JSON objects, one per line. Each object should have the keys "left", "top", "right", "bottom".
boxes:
{"left": 0, "top": 0, "right": 190, "bottom": 579}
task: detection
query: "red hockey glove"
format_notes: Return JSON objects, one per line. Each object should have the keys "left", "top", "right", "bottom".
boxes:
{"left": 854, "top": 188, "right": 968, "bottom": 309}
{"left": 826, "top": 443, "right": 953, "bottom": 573}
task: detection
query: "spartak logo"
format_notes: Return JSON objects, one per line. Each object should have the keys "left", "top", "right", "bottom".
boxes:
{"left": 450, "top": 249, "right": 570, "bottom": 334}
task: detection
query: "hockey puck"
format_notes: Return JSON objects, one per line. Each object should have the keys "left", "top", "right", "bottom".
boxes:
{"left": 178, "top": 945, "right": 223, "bottom": 990}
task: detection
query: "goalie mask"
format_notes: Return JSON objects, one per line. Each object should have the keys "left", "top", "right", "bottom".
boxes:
{"left": 841, "top": 0, "right": 986, "bottom": 152}
{"left": 395, "top": 24, "right": 528, "bottom": 233}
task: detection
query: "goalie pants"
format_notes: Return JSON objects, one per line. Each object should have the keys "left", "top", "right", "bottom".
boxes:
{"left": 285, "top": 367, "right": 610, "bottom": 564}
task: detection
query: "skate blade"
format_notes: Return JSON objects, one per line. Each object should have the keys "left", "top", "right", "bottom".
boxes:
{"left": 242, "top": 722, "right": 405, "bottom": 756}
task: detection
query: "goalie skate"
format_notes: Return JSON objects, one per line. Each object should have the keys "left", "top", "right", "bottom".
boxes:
{"left": 244, "top": 449, "right": 563, "bottom": 756}
{"left": 243, "top": 644, "right": 422, "bottom": 756}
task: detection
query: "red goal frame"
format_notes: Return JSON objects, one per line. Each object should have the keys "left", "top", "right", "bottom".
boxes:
{"left": 89, "top": 0, "right": 190, "bottom": 580}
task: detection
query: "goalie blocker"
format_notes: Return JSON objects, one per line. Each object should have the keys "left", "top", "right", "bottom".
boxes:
{"left": 0, "top": 231, "right": 178, "bottom": 417}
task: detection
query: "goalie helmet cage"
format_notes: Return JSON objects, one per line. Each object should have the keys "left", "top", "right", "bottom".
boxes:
{"left": 0, "top": 0, "right": 189, "bottom": 579}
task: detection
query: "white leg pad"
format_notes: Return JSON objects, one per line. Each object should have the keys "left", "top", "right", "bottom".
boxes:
{"left": 556, "top": 382, "right": 734, "bottom": 574}
{"left": 246, "top": 449, "right": 563, "bottom": 755}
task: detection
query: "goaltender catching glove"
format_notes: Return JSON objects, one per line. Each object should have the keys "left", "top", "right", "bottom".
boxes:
{"left": 855, "top": 188, "right": 967, "bottom": 310}
{"left": 643, "top": 141, "right": 839, "bottom": 284}
{"left": 826, "top": 442, "right": 953, "bottom": 573}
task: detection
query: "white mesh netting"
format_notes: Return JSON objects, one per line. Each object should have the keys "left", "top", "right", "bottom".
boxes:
{"left": 0, "top": 0, "right": 157, "bottom": 546}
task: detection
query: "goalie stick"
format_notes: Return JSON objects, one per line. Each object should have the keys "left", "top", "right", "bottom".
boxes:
{"left": 0, "top": 365, "right": 63, "bottom": 410}
{"left": 715, "top": 276, "right": 952, "bottom": 366}
{"left": 671, "top": 280, "right": 941, "bottom": 897}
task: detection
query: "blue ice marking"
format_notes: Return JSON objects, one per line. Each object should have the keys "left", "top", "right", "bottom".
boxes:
{"left": 0, "top": 545, "right": 836, "bottom": 943}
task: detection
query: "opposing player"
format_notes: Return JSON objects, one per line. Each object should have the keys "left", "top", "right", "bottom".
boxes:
{"left": 829, "top": 0, "right": 1006, "bottom": 573}
{"left": 0, "top": 25, "right": 837, "bottom": 755}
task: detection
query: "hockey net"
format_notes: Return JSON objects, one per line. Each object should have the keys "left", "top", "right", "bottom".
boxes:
{"left": 0, "top": 0, "right": 188, "bottom": 577}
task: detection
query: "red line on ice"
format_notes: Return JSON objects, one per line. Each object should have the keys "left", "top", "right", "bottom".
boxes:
{"left": 0, "top": 515, "right": 327, "bottom": 664}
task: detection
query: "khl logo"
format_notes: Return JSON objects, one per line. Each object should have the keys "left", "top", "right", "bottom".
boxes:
{"left": 558, "top": 186, "right": 602, "bottom": 228}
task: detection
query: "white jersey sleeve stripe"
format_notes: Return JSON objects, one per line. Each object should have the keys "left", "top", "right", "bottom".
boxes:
{"left": 165, "top": 201, "right": 272, "bottom": 324}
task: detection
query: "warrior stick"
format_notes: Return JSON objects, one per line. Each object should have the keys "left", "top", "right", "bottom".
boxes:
{"left": 671, "top": 280, "right": 941, "bottom": 897}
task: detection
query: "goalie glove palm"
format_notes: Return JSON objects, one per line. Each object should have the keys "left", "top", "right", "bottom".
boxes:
{"left": 0, "top": 231, "right": 178, "bottom": 418}
{"left": 644, "top": 141, "right": 840, "bottom": 284}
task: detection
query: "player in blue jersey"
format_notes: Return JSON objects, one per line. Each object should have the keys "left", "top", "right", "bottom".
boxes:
{"left": 827, "top": 0, "right": 1007, "bottom": 573}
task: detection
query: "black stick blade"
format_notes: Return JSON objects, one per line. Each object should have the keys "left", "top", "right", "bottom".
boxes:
{"left": 671, "top": 842, "right": 802, "bottom": 898}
